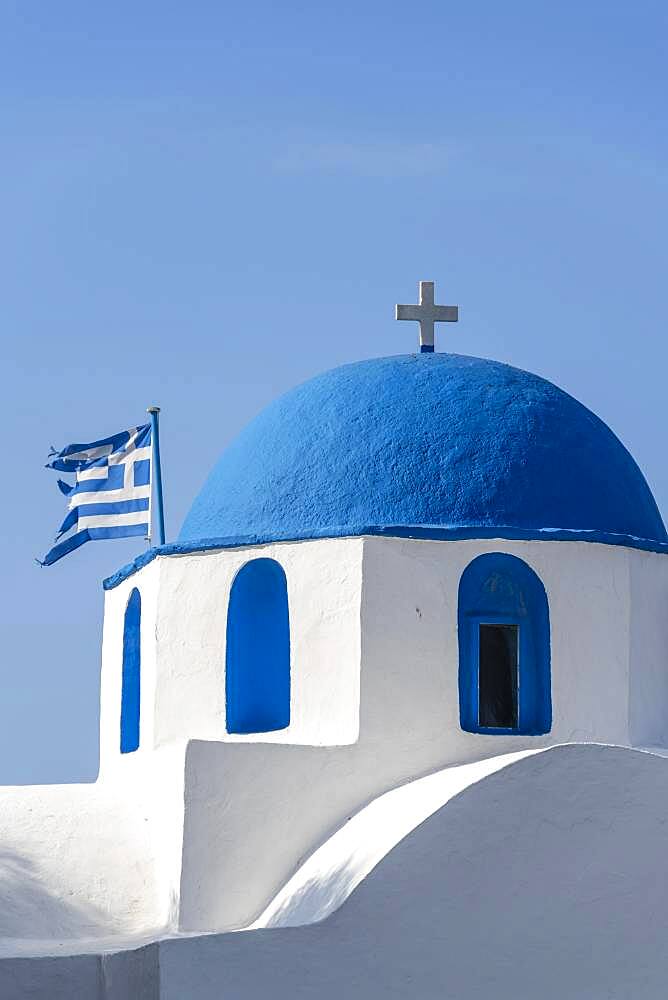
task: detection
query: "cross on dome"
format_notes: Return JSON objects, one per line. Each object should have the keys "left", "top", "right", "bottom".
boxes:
{"left": 395, "top": 280, "right": 458, "bottom": 353}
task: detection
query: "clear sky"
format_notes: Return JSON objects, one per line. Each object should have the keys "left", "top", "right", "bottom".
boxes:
{"left": 1, "top": 2, "right": 667, "bottom": 782}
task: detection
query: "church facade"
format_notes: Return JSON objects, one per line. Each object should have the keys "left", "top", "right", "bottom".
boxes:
{"left": 3, "top": 288, "right": 668, "bottom": 997}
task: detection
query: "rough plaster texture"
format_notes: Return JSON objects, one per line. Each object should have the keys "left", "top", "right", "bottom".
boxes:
{"left": 180, "top": 354, "right": 667, "bottom": 546}
{"left": 5, "top": 352, "right": 668, "bottom": 992}
{"left": 254, "top": 748, "right": 541, "bottom": 927}
{"left": 361, "top": 535, "right": 635, "bottom": 748}
{"left": 1, "top": 531, "right": 668, "bottom": 972}
{"left": 99, "top": 559, "right": 161, "bottom": 776}
{"left": 0, "top": 743, "right": 184, "bottom": 954}
{"left": 166, "top": 538, "right": 361, "bottom": 747}
{"left": 0, "top": 943, "right": 159, "bottom": 1000}
{"left": 5, "top": 746, "right": 668, "bottom": 999}
{"left": 178, "top": 535, "right": 668, "bottom": 931}
{"left": 629, "top": 549, "right": 668, "bottom": 746}
{"left": 160, "top": 745, "right": 668, "bottom": 1000}
{"left": 100, "top": 538, "right": 362, "bottom": 766}
{"left": 124, "top": 537, "right": 361, "bottom": 753}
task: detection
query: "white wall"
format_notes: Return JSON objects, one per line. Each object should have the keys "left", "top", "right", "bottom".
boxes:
{"left": 6, "top": 535, "right": 361, "bottom": 951}
{"left": 102, "top": 535, "right": 662, "bottom": 772}
{"left": 90, "top": 534, "right": 668, "bottom": 936}
{"left": 156, "top": 538, "right": 362, "bottom": 748}
{"left": 0, "top": 554, "right": 187, "bottom": 951}
{"left": 0, "top": 743, "right": 185, "bottom": 952}
{"left": 162, "top": 745, "right": 668, "bottom": 1000}
{"left": 176, "top": 536, "right": 668, "bottom": 932}
{"left": 99, "top": 560, "right": 160, "bottom": 777}
{"left": 6, "top": 744, "right": 668, "bottom": 997}
{"left": 107, "top": 539, "right": 363, "bottom": 752}
{"left": 629, "top": 549, "right": 668, "bottom": 746}
{"left": 360, "top": 536, "right": 635, "bottom": 754}
{"left": 254, "top": 748, "right": 543, "bottom": 928}
{"left": 1, "top": 532, "right": 667, "bottom": 954}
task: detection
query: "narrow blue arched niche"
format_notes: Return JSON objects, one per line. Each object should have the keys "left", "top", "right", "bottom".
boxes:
{"left": 120, "top": 588, "right": 141, "bottom": 753}
{"left": 458, "top": 553, "right": 551, "bottom": 735}
{"left": 226, "top": 558, "right": 290, "bottom": 734}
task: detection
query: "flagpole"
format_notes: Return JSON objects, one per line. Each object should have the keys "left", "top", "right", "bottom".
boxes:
{"left": 147, "top": 406, "right": 166, "bottom": 546}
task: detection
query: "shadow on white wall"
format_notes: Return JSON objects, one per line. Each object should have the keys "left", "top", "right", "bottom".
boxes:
{"left": 163, "top": 745, "right": 668, "bottom": 1000}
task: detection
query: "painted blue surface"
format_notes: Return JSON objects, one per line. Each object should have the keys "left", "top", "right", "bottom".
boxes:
{"left": 120, "top": 588, "right": 141, "bottom": 753}
{"left": 180, "top": 354, "right": 667, "bottom": 550}
{"left": 103, "top": 524, "right": 668, "bottom": 591}
{"left": 225, "top": 559, "right": 290, "bottom": 734}
{"left": 458, "top": 553, "right": 551, "bottom": 735}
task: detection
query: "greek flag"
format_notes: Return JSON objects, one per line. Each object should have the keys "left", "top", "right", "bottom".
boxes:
{"left": 40, "top": 424, "right": 152, "bottom": 566}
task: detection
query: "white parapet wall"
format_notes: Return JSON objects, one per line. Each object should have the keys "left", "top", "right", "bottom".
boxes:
{"left": 0, "top": 742, "right": 186, "bottom": 954}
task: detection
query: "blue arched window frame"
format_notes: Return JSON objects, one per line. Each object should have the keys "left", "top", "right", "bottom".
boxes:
{"left": 225, "top": 558, "right": 291, "bottom": 735}
{"left": 458, "top": 552, "right": 551, "bottom": 736}
{"left": 120, "top": 587, "right": 141, "bottom": 753}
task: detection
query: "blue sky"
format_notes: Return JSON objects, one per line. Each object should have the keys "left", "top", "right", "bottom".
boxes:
{"left": 1, "top": 2, "right": 667, "bottom": 781}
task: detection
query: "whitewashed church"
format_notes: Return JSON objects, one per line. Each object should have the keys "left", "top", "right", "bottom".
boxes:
{"left": 3, "top": 282, "right": 668, "bottom": 999}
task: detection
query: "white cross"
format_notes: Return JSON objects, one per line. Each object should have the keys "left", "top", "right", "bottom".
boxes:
{"left": 395, "top": 280, "right": 458, "bottom": 353}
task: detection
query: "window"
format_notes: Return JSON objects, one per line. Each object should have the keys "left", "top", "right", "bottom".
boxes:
{"left": 120, "top": 588, "right": 141, "bottom": 753}
{"left": 458, "top": 553, "right": 551, "bottom": 735}
{"left": 478, "top": 623, "right": 518, "bottom": 728}
{"left": 225, "top": 559, "right": 290, "bottom": 734}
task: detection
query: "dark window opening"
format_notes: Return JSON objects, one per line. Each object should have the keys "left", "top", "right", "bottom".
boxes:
{"left": 458, "top": 553, "right": 551, "bottom": 736}
{"left": 478, "top": 623, "right": 518, "bottom": 729}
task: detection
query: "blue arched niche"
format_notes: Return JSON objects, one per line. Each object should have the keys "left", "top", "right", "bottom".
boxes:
{"left": 120, "top": 588, "right": 141, "bottom": 753}
{"left": 458, "top": 553, "right": 551, "bottom": 735}
{"left": 226, "top": 558, "right": 291, "bottom": 734}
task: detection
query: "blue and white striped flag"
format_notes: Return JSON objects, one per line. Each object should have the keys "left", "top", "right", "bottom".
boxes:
{"left": 40, "top": 424, "right": 152, "bottom": 566}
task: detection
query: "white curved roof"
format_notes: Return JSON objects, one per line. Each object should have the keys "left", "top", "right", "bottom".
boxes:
{"left": 253, "top": 748, "right": 543, "bottom": 928}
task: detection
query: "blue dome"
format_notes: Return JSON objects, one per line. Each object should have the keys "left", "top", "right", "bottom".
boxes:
{"left": 180, "top": 354, "right": 666, "bottom": 549}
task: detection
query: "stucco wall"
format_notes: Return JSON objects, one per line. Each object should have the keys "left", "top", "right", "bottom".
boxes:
{"left": 6, "top": 746, "right": 668, "bottom": 999}
{"left": 102, "top": 539, "right": 363, "bottom": 757}
{"left": 163, "top": 746, "right": 668, "bottom": 1000}
{"left": 361, "top": 536, "right": 633, "bottom": 751}
{"left": 0, "top": 943, "right": 158, "bottom": 1000}
{"left": 0, "top": 744, "right": 184, "bottom": 950}
{"left": 0, "top": 553, "right": 185, "bottom": 950}
{"left": 99, "top": 560, "right": 160, "bottom": 776}
{"left": 101, "top": 535, "right": 660, "bottom": 771}
{"left": 0, "top": 542, "right": 186, "bottom": 950}
{"left": 1, "top": 533, "right": 667, "bottom": 955}
{"left": 177, "top": 536, "right": 668, "bottom": 932}
{"left": 92, "top": 534, "right": 668, "bottom": 937}
{"left": 629, "top": 550, "right": 668, "bottom": 746}
{"left": 254, "top": 748, "right": 542, "bottom": 928}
